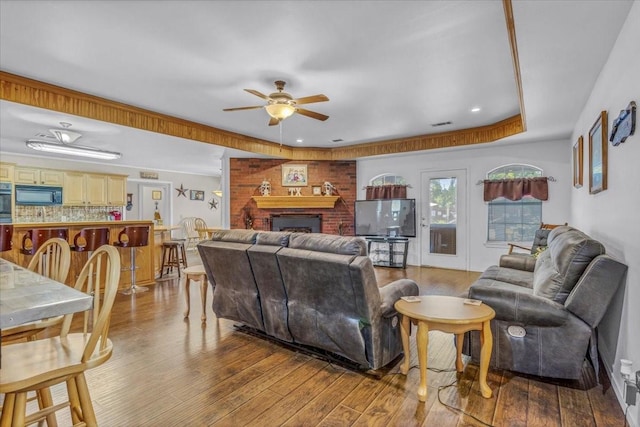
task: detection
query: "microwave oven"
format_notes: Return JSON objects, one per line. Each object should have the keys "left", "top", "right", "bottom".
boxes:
{"left": 15, "top": 185, "right": 63, "bottom": 206}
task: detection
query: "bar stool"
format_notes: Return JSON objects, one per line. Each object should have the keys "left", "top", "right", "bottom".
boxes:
{"left": 182, "top": 265, "right": 208, "bottom": 322}
{"left": 21, "top": 228, "right": 68, "bottom": 255}
{"left": 114, "top": 226, "right": 150, "bottom": 295}
{"left": 0, "top": 224, "right": 13, "bottom": 252}
{"left": 160, "top": 240, "right": 188, "bottom": 278}
{"left": 71, "top": 227, "right": 110, "bottom": 256}
{"left": 71, "top": 228, "right": 110, "bottom": 276}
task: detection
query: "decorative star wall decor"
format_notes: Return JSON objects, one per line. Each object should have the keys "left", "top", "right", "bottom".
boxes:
{"left": 209, "top": 198, "right": 218, "bottom": 210}
{"left": 176, "top": 184, "right": 188, "bottom": 197}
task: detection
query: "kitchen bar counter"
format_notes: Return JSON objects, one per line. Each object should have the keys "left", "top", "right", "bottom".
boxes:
{"left": 1, "top": 221, "right": 156, "bottom": 290}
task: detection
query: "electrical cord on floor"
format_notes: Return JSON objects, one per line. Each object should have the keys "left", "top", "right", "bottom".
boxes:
{"left": 437, "top": 379, "right": 494, "bottom": 427}
{"left": 393, "top": 365, "right": 494, "bottom": 427}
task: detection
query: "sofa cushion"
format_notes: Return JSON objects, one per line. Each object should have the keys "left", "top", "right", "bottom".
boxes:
{"left": 210, "top": 229, "right": 258, "bottom": 244}
{"left": 480, "top": 265, "right": 533, "bottom": 289}
{"left": 288, "top": 233, "right": 367, "bottom": 256}
{"left": 532, "top": 227, "right": 605, "bottom": 304}
{"left": 255, "top": 231, "right": 291, "bottom": 247}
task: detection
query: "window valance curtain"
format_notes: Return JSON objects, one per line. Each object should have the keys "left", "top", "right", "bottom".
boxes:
{"left": 483, "top": 177, "right": 549, "bottom": 202}
{"left": 365, "top": 185, "right": 407, "bottom": 200}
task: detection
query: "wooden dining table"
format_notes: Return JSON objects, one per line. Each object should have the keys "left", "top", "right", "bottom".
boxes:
{"left": 0, "top": 258, "right": 93, "bottom": 329}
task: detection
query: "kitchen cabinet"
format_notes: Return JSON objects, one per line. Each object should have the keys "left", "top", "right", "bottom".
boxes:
{"left": 63, "top": 172, "right": 107, "bottom": 205}
{"left": 15, "top": 167, "right": 64, "bottom": 186}
{"left": 0, "top": 163, "right": 15, "bottom": 182}
{"left": 107, "top": 175, "right": 126, "bottom": 206}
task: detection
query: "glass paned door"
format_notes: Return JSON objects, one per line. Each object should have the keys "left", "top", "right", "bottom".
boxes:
{"left": 421, "top": 169, "right": 467, "bottom": 270}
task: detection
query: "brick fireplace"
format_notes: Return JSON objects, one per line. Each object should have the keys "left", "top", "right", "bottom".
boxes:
{"left": 229, "top": 159, "right": 356, "bottom": 235}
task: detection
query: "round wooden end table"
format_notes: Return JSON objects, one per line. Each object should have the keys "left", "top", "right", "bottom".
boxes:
{"left": 394, "top": 295, "right": 495, "bottom": 402}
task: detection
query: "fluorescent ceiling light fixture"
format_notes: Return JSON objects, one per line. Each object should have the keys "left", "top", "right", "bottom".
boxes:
{"left": 26, "top": 140, "right": 122, "bottom": 160}
{"left": 265, "top": 103, "right": 296, "bottom": 121}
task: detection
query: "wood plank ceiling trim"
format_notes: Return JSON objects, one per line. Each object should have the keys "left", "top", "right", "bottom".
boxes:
{"left": 0, "top": 1, "right": 525, "bottom": 161}
{"left": 503, "top": 0, "right": 527, "bottom": 131}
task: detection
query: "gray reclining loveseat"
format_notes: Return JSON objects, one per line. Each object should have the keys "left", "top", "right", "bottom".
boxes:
{"left": 465, "top": 226, "right": 627, "bottom": 379}
{"left": 198, "top": 229, "right": 419, "bottom": 370}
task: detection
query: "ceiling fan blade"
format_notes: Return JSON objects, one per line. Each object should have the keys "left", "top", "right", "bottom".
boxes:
{"left": 268, "top": 117, "right": 280, "bottom": 126}
{"left": 244, "top": 89, "right": 270, "bottom": 100}
{"left": 223, "top": 106, "right": 264, "bottom": 111}
{"left": 294, "top": 94, "right": 329, "bottom": 105}
{"left": 296, "top": 108, "right": 329, "bottom": 121}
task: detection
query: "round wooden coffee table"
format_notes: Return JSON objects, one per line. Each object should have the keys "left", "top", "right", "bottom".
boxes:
{"left": 394, "top": 295, "right": 495, "bottom": 402}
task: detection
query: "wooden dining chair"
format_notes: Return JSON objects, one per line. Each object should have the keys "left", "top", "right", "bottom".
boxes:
{"left": 179, "top": 217, "right": 202, "bottom": 251}
{"left": 0, "top": 244, "right": 121, "bottom": 427}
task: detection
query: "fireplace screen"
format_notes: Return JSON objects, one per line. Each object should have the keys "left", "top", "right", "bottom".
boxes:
{"left": 271, "top": 214, "right": 322, "bottom": 233}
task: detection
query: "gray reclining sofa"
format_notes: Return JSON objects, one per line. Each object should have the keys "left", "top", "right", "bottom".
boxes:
{"left": 465, "top": 226, "right": 627, "bottom": 379}
{"left": 198, "top": 229, "right": 419, "bottom": 370}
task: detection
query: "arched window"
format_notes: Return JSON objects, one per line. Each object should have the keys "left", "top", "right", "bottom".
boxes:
{"left": 487, "top": 164, "right": 543, "bottom": 242}
{"left": 370, "top": 174, "right": 407, "bottom": 186}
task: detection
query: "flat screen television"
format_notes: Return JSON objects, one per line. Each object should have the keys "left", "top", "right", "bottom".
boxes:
{"left": 354, "top": 199, "right": 416, "bottom": 237}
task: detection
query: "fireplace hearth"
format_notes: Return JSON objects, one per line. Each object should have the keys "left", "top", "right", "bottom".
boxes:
{"left": 271, "top": 214, "right": 322, "bottom": 233}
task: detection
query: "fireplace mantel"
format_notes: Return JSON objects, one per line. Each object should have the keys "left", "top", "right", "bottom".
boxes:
{"left": 252, "top": 196, "right": 340, "bottom": 209}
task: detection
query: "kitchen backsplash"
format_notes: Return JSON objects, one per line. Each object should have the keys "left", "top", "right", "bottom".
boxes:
{"left": 14, "top": 205, "right": 123, "bottom": 223}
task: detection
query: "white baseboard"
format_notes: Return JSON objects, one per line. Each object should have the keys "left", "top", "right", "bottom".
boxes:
{"left": 600, "top": 343, "right": 638, "bottom": 427}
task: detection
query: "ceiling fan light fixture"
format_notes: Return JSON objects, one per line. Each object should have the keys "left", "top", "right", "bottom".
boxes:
{"left": 49, "top": 128, "right": 83, "bottom": 144}
{"left": 49, "top": 122, "right": 83, "bottom": 144}
{"left": 26, "top": 140, "right": 122, "bottom": 160}
{"left": 265, "top": 103, "right": 296, "bottom": 121}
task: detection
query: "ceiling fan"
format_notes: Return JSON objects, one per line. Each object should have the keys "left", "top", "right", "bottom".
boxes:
{"left": 223, "top": 80, "right": 329, "bottom": 126}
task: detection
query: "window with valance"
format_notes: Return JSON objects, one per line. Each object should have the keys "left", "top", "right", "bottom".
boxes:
{"left": 486, "top": 165, "right": 546, "bottom": 242}
{"left": 366, "top": 174, "right": 408, "bottom": 199}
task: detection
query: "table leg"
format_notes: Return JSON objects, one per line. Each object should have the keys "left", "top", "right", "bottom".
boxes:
{"left": 399, "top": 314, "right": 411, "bottom": 375}
{"left": 479, "top": 320, "right": 493, "bottom": 398}
{"left": 455, "top": 333, "right": 464, "bottom": 372}
{"left": 183, "top": 277, "right": 191, "bottom": 318}
{"left": 199, "top": 275, "right": 207, "bottom": 322}
{"left": 417, "top": 321, "right": 429, "bottom": 402}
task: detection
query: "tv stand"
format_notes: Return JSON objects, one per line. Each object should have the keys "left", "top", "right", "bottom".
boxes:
{"left": 365, "top": 236, "right": 409, "bottom": 269}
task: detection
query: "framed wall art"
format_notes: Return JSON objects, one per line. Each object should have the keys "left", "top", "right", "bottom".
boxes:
{"left": 151, "top": 190, "right": 162, "bottom": 200}
{"left": 312, "top": 186, "right": 322, "bottom": 196}
{"left": 282, "top": 164, "right": 308, "bottom": 186}
{"left": 572, "top": 136, "right": 583, "bottom": 188}
{"left": 589, "top": 111, "right": 608, "bottom": 194}
{"left": 190, "top": 190, "right": 205, "bottom": 201}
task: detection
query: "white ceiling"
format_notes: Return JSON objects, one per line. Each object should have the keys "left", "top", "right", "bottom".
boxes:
{"left": 0, "top": 1, "right": 634, "bottom": 176}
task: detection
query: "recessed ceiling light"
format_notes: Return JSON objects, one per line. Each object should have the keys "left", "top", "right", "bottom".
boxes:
{"left": 471, "top": 107, "right": 481, "bottom": 113}
{"left": 296, "top": 138, "right": 303, "bottom": 143}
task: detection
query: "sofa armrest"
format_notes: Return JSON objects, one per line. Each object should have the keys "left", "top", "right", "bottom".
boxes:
{"left": 499, "top": 254, "right": 536, "bottom": 272}
{"left": 379, "top": 279, "right": 419, "bottom": 317}
{"left": 469, "top": 285, "right": 571, "bottom": 327}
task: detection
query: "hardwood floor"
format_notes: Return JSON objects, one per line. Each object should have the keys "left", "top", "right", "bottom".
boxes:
{"left": 13, "top": 261, "right": 625, "bottom": 426}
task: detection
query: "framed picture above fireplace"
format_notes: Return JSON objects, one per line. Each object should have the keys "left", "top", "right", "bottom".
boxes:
{"left": 282, "top": 164, "right": 308, "bottom": 186}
